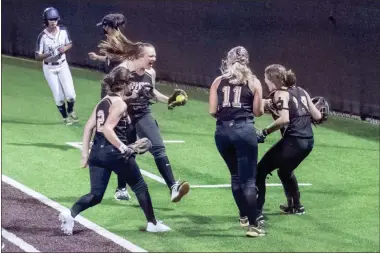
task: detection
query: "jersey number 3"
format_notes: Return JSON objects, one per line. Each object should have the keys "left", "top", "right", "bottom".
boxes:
{"left": 222, "top": 86, "right": 242, "bottom": 108}
{"left": 96, "top": 110, "right": 105, "bottom": 132}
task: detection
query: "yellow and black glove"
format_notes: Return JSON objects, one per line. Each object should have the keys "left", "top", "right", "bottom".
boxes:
{"left": 168, "top": 89, "right": 188, "bottom": 110}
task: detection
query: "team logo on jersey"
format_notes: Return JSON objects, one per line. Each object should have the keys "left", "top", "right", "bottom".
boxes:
{"left": 130, "top": 81, "right": 151, "bottom": 92}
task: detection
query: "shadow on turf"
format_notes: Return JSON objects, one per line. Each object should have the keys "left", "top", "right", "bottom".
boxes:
{"left": 7, "top": 142, "right": 77, "bottom": 151}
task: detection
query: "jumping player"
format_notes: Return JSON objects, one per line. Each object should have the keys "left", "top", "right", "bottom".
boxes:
{"left": 209, "top": 46, "right": 265, "bottom": 237}
{"left": 35, "top": 7, "right": 78, "bottom": 125}
{"left": 89, "top": 13, "right": 131, "bottom": 202}
{"left": 59, "top": 66, "right": 171, "bottom": 234}
{"left": 88, "top": 13, "right": 127, "bottom": 98}
{"left": 256, "top": 64, "right": 326, "bottom": 222}
{"left": 98, "top": 31, "right": 190, "bottom": 203}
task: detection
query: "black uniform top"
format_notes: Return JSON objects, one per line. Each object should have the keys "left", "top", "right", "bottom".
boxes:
{"left": 104, "top": 57, "right": 122, "bottom": 74}
{"left": 126, "top": 70, "right": 155, "bottom": 120}
{"left": 93, "top": 95, "right": 130, "bottom": 146}
{"left": 283, "top": 86, "right": 313, "bottom": 138}
{"left": 216, "top": 77, "right": 254, "bottom": 121}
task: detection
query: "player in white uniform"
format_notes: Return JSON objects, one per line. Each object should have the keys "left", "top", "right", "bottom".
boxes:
{"left": 35, "top": 7, "right": 78, "bottom": 125}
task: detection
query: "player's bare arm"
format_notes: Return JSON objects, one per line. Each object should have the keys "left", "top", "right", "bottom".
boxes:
{"left": 35, "top": 52, "right": 53, "bottom": 61}
{"left": 147, "top": 68, "right": 168, "bottom": 103}
{"left": 88, "top": 52, "right": 107, "bottom": 62}
{"left": 265, "top": 90, "right": 290, "bottom": 134}
{"left": 58, "top": 42, "right": 72, "bottom": 53}
{"left": 154, "top": 89, "right": 169, "bottom": 104}
{"left": 304, "top": 90, "right": 322, "bottom": 121}
{"left": 248, "top": 77, "right": 264, "bottom": 117}
{"left": 209, "top": 76, "right": 222, "bottom": 118}
{"left": 102, "top": 99, "right": 128, "bottom": 151}
{"left": 81, "top": 106, "right": 97, "bottom": 168}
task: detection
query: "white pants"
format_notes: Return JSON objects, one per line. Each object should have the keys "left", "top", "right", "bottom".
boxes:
{"left": 43, "top": 60, "right": 76, "bottom": 106}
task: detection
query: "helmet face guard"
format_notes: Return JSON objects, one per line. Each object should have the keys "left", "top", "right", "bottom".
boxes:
{"left": 43, "top": 7, "right": 60, "bottom": 25}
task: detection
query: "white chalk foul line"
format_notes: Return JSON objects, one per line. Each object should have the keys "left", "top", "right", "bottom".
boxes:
{"left": 66, "top": 140, "right": 184, "bottom": 149}
{"left": 2, "top": 175, "right": 147, "bottom": 253}
{"left": 66, "top": 142, "right": 312, "bottom": 188}
{"left": 1, "top": 228, "right": 40, "bottom": 252}
{"left": 163, "top": 140, "right": 185, "bottom": 143}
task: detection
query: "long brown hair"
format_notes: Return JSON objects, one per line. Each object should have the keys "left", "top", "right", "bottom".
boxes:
{"left": 98, "top": 30, "right": 153, "bottom": 62}
{"left": 101, "top": 66, "right": 132, "bottom": 94}
{"left": 265, "top": 64, "right": 296, "bottom": 87}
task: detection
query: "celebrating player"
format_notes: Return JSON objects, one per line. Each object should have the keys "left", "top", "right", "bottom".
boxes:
{"left": 98, "top": 30, "right": 190, "bottom": 203}
{"left": 59, "top": 66, "right": 171, "bottom": 235}
{"left": 256, "top": 64, "right": 328, "bottom": 223}
{"left": 88, "top": 13, "right": 131, "bottom": 202}
{"left": 88, "top": 13, "right": 127, "bottom": 98}
{"left": 209, "top": 46, "right": 265, "bottom": 237}
{"left": 35, "top": 7, "right": 78, "bottom": 125}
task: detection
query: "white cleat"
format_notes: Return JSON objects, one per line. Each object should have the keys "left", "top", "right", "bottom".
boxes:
{"left": 170, "top": 181, "right": 190, "bottom": 202}
{"left": 114, "top": 188, "right": 131, "bottom": 201}
{"left": 146, "top": 220, "right": 171, "bottom": 233}
{"left": 59, "top": 210, "right": 74, "bottom": 235}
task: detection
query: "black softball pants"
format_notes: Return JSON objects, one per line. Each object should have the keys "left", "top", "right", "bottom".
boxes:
{"left": 70, "top": 142, "right": 156, "bottom": 224}
{"left": 215, "top": 118, "right": 260, "bottom": 226}
{"left": 256, "top": 136, "right": 314, "bottom": 213}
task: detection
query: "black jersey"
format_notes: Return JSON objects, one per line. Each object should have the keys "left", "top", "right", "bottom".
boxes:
{"left": 93, "top": 95, "right": 130, "bottom": 145}
{"left": 127, "top": 70, "right": 155, "bottom": 120}
{"left": 104, "top": 57, "right": 121, "bottom": 74}
{"left": 216, "top": 78, "right": 254, "bottom": 121}
{"left": 283, "top": 86, "right": 313, "bottom": 138}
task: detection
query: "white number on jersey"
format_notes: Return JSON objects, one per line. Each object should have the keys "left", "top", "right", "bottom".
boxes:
{"left": 222, "top": 86, "right": 242, "bottom": 108}
{"left": 292, "top": 96, "right": 309, "bottom": 112}
{"left": 96, "top": 110, "right": 105, "bottom": 132}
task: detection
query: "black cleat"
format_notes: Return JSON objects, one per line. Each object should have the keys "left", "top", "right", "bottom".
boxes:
{"left": 256, "top": 214, "right": 266, "bottom": 227}
{"left": 239, "top": 216, "right": 249, "bottom": 227}
{"left": 280, "top": 204, "right": 305, "bottom": 215}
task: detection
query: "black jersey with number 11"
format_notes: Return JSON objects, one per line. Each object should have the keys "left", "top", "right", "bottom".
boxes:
{"left": 216, "top": 78, "right": 254, "bottom": 121}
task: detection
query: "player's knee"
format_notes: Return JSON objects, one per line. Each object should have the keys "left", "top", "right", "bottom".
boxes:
{"left": 231, "top": 175, "right": 240, "bottom": 191}
{"left": 130, "top": 178, "right": 148, "bottom": 195}
{"left": 241, "top": 179, "right": 257, "bottom": 196}
{"left": 85, "top": 193, "right": 104, "bottom": 206}
{"left": 67, "top": 98, "right": 75, "bottom": 103}
{"left": 277, "top": 169, "right": 292, "bottom": 180}
{"left": 150, "top": 145, "right": 166, "bottom": 159}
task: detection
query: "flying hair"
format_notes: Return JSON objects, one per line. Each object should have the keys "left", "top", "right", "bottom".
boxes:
{"left": 98, "top": 30, "right": 153, "bottom": 62}
{"left": 220, "top": 46, "right": 255, "bottom": 85}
